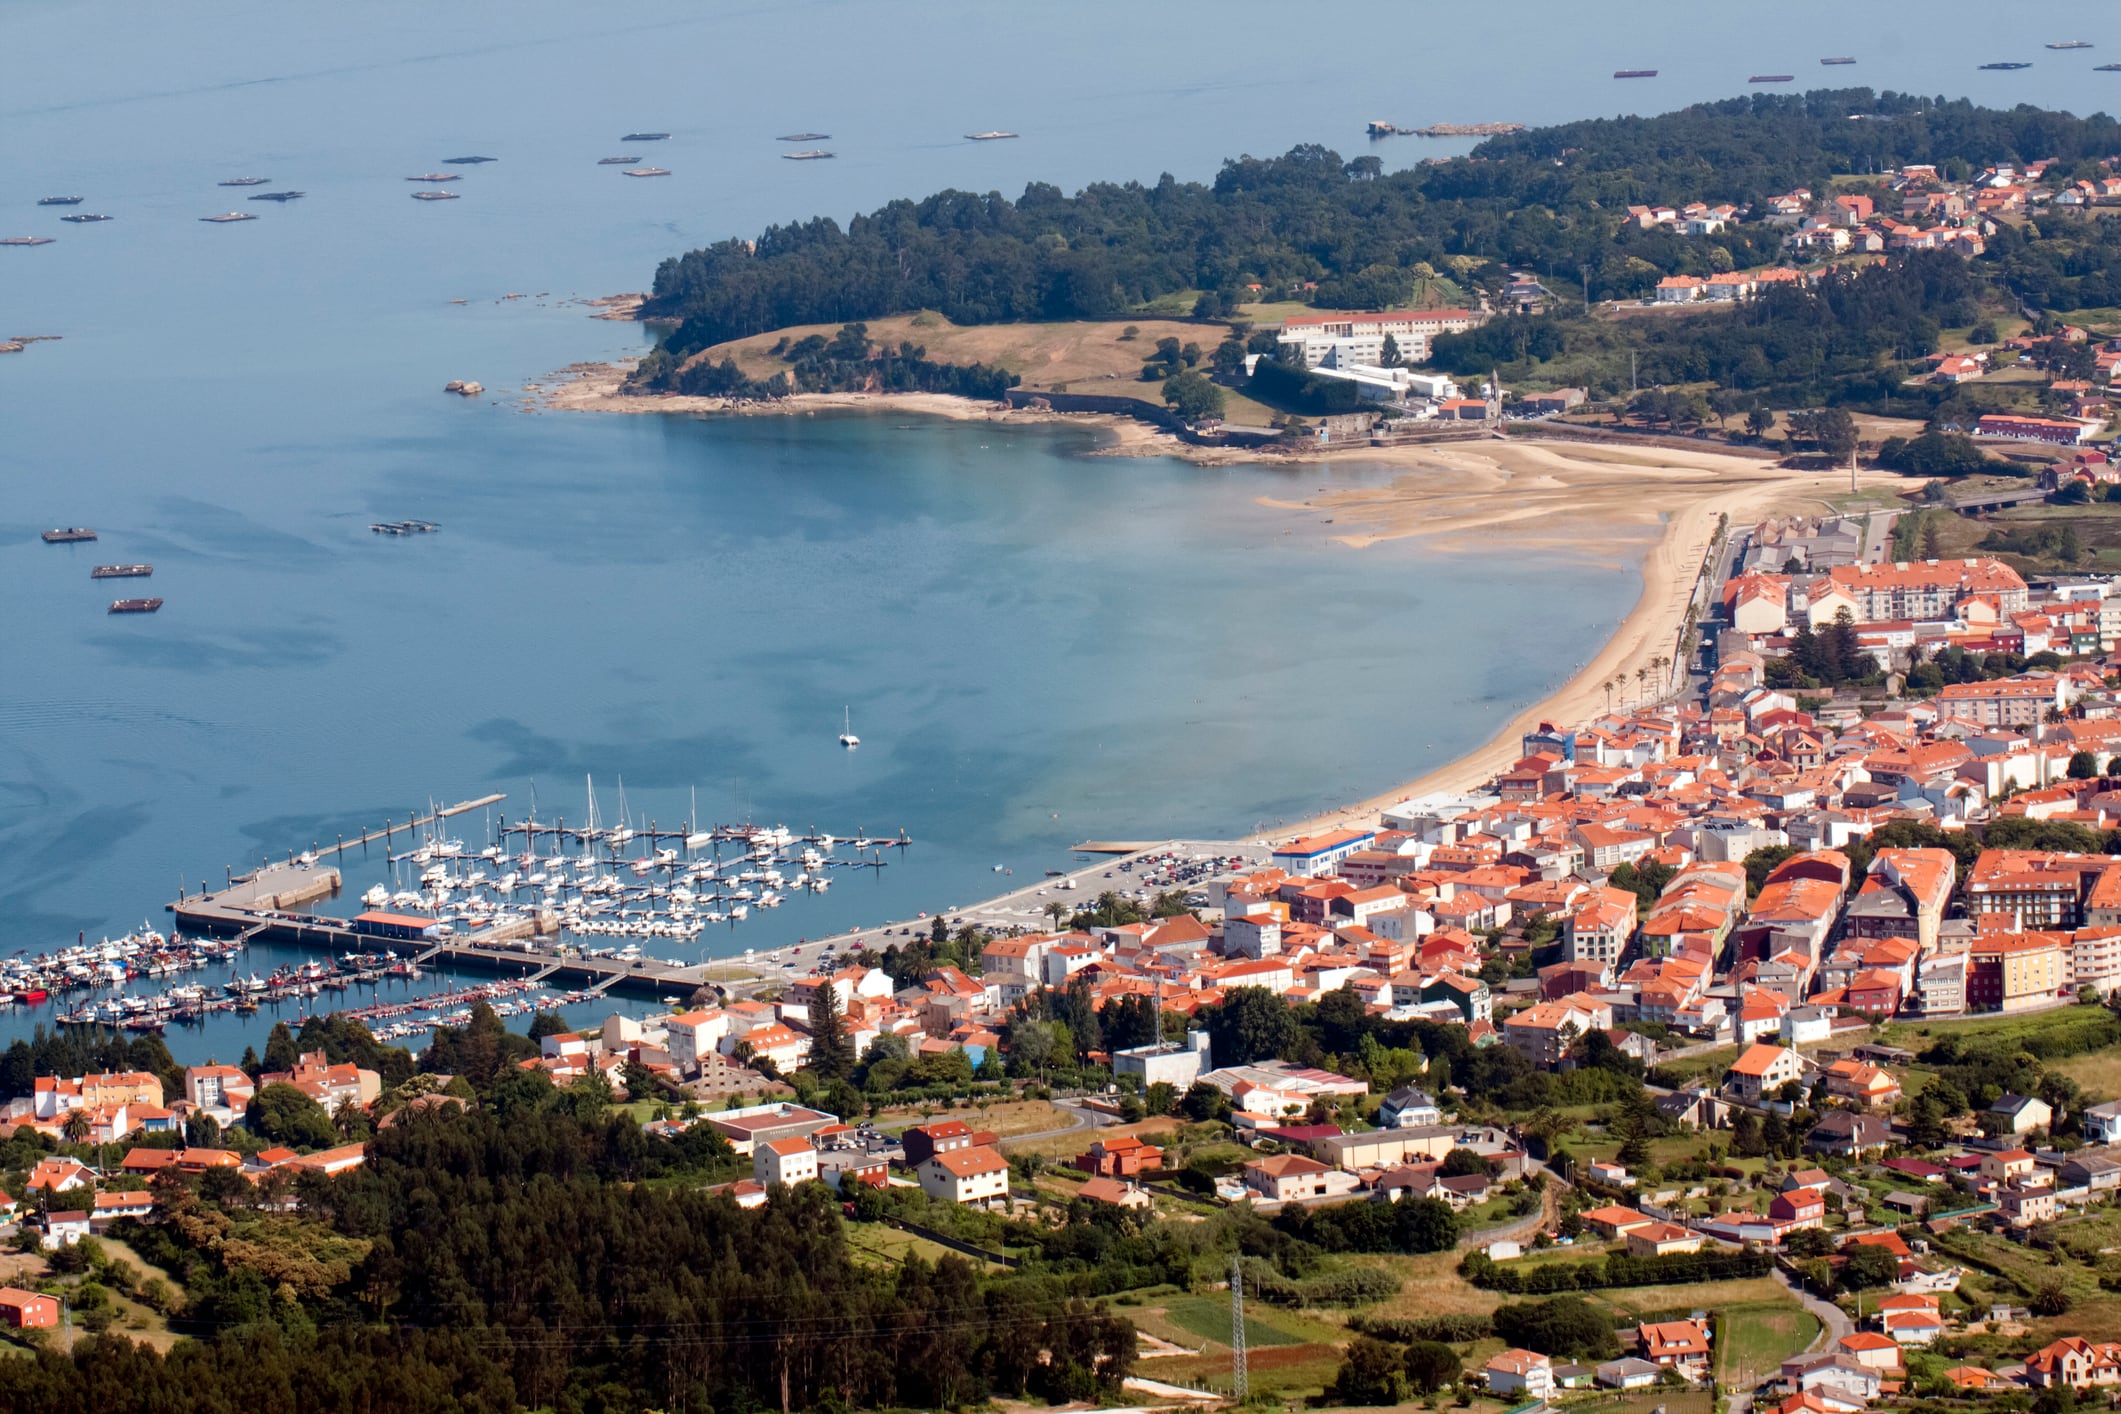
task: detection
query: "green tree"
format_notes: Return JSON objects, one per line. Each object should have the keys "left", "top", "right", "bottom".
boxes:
{"left": 1842, "top": 1243, "right": 1900, "bottom": 1290}
{"left": 808, "top": 980, "right": 857, "bottom": 1081}
{"left": 2070, "top": 750, "right": 2100, "bottom": 780}
{"left": 261, "top": 1021, "right": 300, "bottom": 1076}
{"left": 1201, "top": 986, "right": 1295, "bottom": 1066}
{"left": 246, "top": 1081, "right": 337, "bottom": 1149}
{"left": 1404, "top": 1341, "right": 1463, "bottom": 1394}
{"left": 1491, "top": 1296, "right": 1620, "bottom": 1360}
{"left": 1331, "top": 1336, "right": 1409, "bottom": 1405}
{"left": 1162, "top": 370, "right": 1226, "bottom": 423}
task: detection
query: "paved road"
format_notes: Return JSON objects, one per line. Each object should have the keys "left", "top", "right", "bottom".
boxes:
{"left": 997, "top": 1100, "right": 1102, "bottom": 1149}
{"left": 1779, "top": 1265, "right": 1852, "bottom": 1348}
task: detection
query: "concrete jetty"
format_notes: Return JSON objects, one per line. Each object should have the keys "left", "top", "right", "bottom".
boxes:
{"left": 169, "top": 861, "right": 710, "bottom": 998}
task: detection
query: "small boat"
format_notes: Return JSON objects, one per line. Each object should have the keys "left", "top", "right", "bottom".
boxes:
{"left": 200, "top": 212, "right": 257, "bottom": 222}
{"left": 622, "top": 167, "right": 670, "bottom": 177}
{"left": 42, "top": 528, "right": 96, "bottom": 543}
{"left": 2049, "top": 40, "right": 2095, "bottom": 51}
{"left": 1820, "top": 57, "right": 1856, "bottom": 65}
{"left": 597, "top": 155, "right": 638, "bottom": 164}
{"left": 249, "top": 190, "right": 305, "bottom": 202}
{"left": 91, "top": 565, "right": 153, "bottom": 579}
{"left": 108, "top": 598, "right": 163, "bottom": 614}
{"left": 37, "top": 196, "right": 84, "bottom": 206}
{"left": 1980, "top": 61, "right": 2032, "bottom": 70}
{"left": 2, "top": 236, "right": 56, "bottom": 246}
{"left": 442, "top": 155, "right": 498, "bottom": 164}
{"left": 783, "top": 150, "right": 834, "bottom": 160}
{"left": 1613, "top": 69, "right": 1657, "bottom": 78}
{"left": 621, "top": 131, "right": 670, "bottom": 141}
{"left": 1748, "top": 75, "right": 1795, "bottom": 84}
{"left": 406, "top": 172, "right": 460, "bottom": 182}
{"left": 219, "top": 177, "right": 270, "bottom": 186}
{"left": 966, "top": 131, "right": 1018, "bottom": 140}
{"left": 410, "top": 190, "right": 460, "bottom": 201}
{"left": 18, "top": 989, "right": 47, "bottom": 1005}
{"left": 60, "top": 213, "right": 112, "bottom": 223}
{"left": 839, "top": 705, "right": 860, "bottom": 749}
{"left": 776, "top": 132, "right": 829, "bottom": 142}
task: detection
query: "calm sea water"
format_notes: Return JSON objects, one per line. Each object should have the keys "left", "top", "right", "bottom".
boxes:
{"left": 6, "top": 0, "right": 2108, "bottom": 1058}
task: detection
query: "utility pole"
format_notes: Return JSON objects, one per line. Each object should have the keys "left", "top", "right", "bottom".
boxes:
{"left": 1631, "top": 352, "right": 1638, "bottom": 394}
{"left": 1580, "top": 263, "right": 1592, "bottom": 312}
{"left": 1230, "top": 1254, "right": 1249, "bottom": 1403}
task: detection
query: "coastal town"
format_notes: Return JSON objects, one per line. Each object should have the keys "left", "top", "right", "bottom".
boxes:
{"left": 23, "top": 506, "right": 2121, "bottom": 1414}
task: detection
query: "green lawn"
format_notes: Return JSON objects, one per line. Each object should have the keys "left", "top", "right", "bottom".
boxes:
{"left": 1160, "top": 1295, "right": 1307, "bottom": 1348}
{"left": 1719, "top": 1300, "right": 1821, "bottom": 1384}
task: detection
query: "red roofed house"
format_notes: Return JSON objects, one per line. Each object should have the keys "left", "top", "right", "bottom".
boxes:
{"left": 1638, "top": 1319, "right": 1712, "bottom": 1379}
{"left": 917, "top": 1144, "right": 1010, "bottom": 1205}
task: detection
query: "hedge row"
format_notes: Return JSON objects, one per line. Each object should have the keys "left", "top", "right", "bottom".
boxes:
{"left": 1460, "top": 1247, "right": 1772, "bottom": 1293}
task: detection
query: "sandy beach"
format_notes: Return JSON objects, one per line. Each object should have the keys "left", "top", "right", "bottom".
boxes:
{"left": 536, "top": 360, "right": 1904, "bottom": 847}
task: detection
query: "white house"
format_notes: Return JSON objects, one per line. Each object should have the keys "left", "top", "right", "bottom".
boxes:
{"left": 754, "top": 1136, "right": 819, "bottom": 1187}
{"left": 918, "top": 1145, "right": 1010, "bottom": 1206}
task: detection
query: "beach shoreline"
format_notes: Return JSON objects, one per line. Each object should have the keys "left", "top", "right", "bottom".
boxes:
{"left": 534, "top": 359, "right": 1903, "bottom": 848}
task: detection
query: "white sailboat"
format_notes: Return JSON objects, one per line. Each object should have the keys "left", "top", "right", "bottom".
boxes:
{"left": 839, "top": 705, "right": 860, "bottom": 748}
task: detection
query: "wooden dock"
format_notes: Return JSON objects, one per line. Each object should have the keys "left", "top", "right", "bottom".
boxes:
{"left": 167, "top": 861, "right": 710, "bottom": 999}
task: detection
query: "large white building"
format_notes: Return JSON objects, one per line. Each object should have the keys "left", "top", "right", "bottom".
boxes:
{"left": 1275, "top": 309, "right": 1482, "bottom": 369}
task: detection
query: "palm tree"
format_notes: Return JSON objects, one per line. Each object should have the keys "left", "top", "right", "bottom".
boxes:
{"left": 61, "top": 1110, "right": 91, "bottom": 1145}
{"left": 1042, "top": 899, "right": 1072, "bottom": 932}
{"left": 1635, "top": 666, "right": 1650, "bottom": 702}
{"left": 1602, "top": 677, "right": 1618, "bottom": 711}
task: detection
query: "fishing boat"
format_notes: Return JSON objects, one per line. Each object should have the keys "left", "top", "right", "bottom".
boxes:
{"left": 60, "top": 213, "right": 112, "bottom": 223}
{"left": 42, "top": 527, "right": 96, "bottom": 542}
{"left": 1820, "top": 57, "right": 1856, "bottom": 65}
{"left": 596, "top": 156, "right": 638, "bottom": 164}
{"left": 1748, "top": 74, "right": 1795, "bottom": 84}
{"left": 783, "top": 150, "right": 834, "bottom": 160}
{"left": 2, "top": 236, "right": 56, "bottom": 246}
{"left": 622, "top": 167, "right": 670, "bottom": 177}
{"left": 38, "top": 196, "right": 84, "bottom": 206}
{"left": 108, "top": 598, "right": 162, "bottom": 613}
{"left": 1613, "top": 69, "right": 1657, "bottom": 78}
{"left": 91, "top": 564, "right": 152, "bottom": 578}
{"left": 839, "top": 706, "right": 860, "bottom": 748}
{"left": 219, "top": 177, "right": 270, "bottom": 186}
{"left": 411, "top": 190, "right": 460, "bottom": 201}
{"left": 2049, "top": 40, "right": 2095, "bottom": 50}
{"left": 200, "top": 212, "right": 257, "bottom": 222}
{"left": 776, "top": 132, "right": 829, "bottom": 142}
{"left": 442, "top": 155, "right": 498, "bottom": 164}
{"left": 1980, "top": 61, "right": 2032, "bottom": 70}
{"left": 966, "top": 131, "right": 1018, "bottom": 140}
{"left": 621, "top": 131, "right": 670, "bottom": 141}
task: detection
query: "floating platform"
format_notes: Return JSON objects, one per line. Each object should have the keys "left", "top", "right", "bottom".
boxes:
{"left": 597, "top": 156, "right": 638, "bottom": 164}
{"left": 109, "top": 598, "right": 162, "bottom": 614}
{"left": 622, "top": 167, "right": 670, "bottom": 177}
{"left": 776, "top": 132, "right": 829, "bottom": 142}
{"left": 92, "top": 564, "right": 152, "bottom": 578}
{"left": 621, "top": 131, "right": 670, "bottom": 141}
{"left": 966, "top": 131, "right": 1018, "bottom": 140}
{"left": 42, "top": 528, "right": 96, "bottom": 543}
{"left": 200, "top": 212, "right": 257, "bottom": 222}
{"left": 250, "top": 191, "right": 305, "bottom": 202}
{"left": 1749, "top": 74, "right": 1795, "bottom": 83}
{"left": 1614, "top": 69, "right": 1657, "bottom": 78}
{"left": 2, "top": 236, "right": 56, "bottom": 246}
{"left": 1980, "top": 61, "right": 2032, "bottom": 70}
{"left": 219, "top": 177, "right": 270, "bottom": 186}
{"left": 60, "top": 213, "right": 112, "bottom": 223}
{"left": 37, "top": 196, "right": 83, "bottom": 206}
{"left": 410, "top": 190, "right": 460, "bottom": 201}
{"left": 442, "top": 155, "right": 498, "bottom": 164}
{"left": 783, "top": 150, "right": 834, "bottom": 160}
{"left": 1821, "top": 57, "right": 1856, "bottom": 65}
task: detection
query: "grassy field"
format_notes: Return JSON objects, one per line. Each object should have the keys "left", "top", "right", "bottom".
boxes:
{"left": 844, "top": 1223, "right": 1000, "bottom": 1271}
{"left": 1718, "top": 1301, "right": 1821, "bottom": 1384}
{"left": 2057, "top": 1049, "right": 2121, "bottom": 1103}
{"left": 1158, "top": 1295, "right": 1308, "bottom": 1349}
{"left": 696, "top": 312, "right": 1226, "bottom": 395}
{"left": 870, "top": 1098, "right": 1064, "bottom": 1139}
